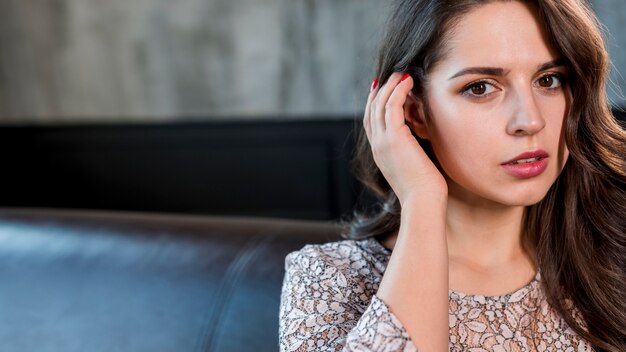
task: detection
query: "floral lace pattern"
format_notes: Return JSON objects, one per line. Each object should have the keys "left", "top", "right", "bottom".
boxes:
{"left": 279, "top": 238, "right": 592, "bottom": 351}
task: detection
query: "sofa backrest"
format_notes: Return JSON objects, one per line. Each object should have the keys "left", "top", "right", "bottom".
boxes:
{"left": 0, "top": 208, "right": 341, "bottom": 352}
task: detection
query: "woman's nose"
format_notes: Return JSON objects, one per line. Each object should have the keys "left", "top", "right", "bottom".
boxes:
{"left": 506, "top": 90, "right": 546, "bottom": 136}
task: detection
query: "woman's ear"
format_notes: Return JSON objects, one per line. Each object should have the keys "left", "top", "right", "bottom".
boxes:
{"left": 403, "top": 92, "right": 430, "bottom": 140}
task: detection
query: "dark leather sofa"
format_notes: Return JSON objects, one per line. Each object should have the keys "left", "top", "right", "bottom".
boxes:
{"left": 0, "top": 118, "right": 362, "bottom": 352}
{"left": 0, "top": 208, "right": 342, "bottom": 352}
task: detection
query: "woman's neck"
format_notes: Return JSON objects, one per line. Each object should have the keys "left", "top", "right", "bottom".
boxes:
{"left": 378, "top": 193, "right": 537, "bottom": 296}
{"left": 445, "top": 195, "right": 527, "bottom": 269}
{"left": 380, "top": 193, "right": 533, "bottom": 270}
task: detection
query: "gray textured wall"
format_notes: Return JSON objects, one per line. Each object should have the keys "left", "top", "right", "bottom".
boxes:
{"left": 0, "top": 0, "right": 623, "bottom": 124}
{"left": 0, "top": 0, "right": 387, "bottom": 123}
{"left": 592, "top": 0, "right": 626, "bottom": 106}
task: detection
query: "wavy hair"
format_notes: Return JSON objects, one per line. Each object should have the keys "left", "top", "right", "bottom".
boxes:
{"left": 340, "top": 0, "right": 626, "bottom": 350}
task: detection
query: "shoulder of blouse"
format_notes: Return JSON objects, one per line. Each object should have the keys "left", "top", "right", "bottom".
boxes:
{"left": 279, "top": 239, "right": 416, "bottom": 352}
{"left": 286, "top": 238, "right": 388, "bottom": 281}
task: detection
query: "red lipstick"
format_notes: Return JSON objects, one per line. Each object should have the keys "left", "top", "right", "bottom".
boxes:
{"left": 501, "top": 150, "right": 549, "bottom": 178}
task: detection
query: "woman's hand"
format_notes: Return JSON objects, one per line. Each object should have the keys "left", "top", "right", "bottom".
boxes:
{"left": 363, "top": 72, "right": 448, "bottom": 207}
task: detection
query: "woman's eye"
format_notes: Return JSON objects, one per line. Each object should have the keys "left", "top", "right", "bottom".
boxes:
{"left": 470, "top": 83, "right": 487, "bottom": 95}
{"left": 536, "top": 74, "right": 563, "bottom": 89}
{"left": 462, "top": 81, "right": 497, "bottom": 97}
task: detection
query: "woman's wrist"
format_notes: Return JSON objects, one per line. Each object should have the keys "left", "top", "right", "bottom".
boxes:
{"left": 399, "top": 189, "right": 448, "bottom": 214}
{"left": 397, "top": 191, "right": 448, "bottom": 248}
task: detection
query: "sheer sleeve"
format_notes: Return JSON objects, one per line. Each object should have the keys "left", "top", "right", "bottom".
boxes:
{"left": 278, "top": 245, "right": 417, "bottom": 352}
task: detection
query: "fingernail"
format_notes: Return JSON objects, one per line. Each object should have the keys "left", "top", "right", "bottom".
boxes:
{"left": 370, "top": 78, "right": 378, "bottom": 91}
{"left": 401, "top": 73, "right": 410, "bottom": 82}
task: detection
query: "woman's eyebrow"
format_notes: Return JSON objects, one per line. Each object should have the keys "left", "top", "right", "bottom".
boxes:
{"left": 448, "top": 67, "right": 509, "bottom": 80}
{"left": 448, "top": 58, "right": 567, "bottom": 80}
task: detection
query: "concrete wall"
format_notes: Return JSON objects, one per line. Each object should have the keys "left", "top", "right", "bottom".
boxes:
{"left": 591, "top": 0, "right": 626, "bottom": 106}
{"left": 0, "top": 0, "right": 387, "bottom": 123}
{"left": 0, "top": 0, "right": 623, "bottom": 124}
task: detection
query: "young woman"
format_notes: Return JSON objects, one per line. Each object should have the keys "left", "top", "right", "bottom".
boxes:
{"left": 279, "top": 0, "right": 626, "bottom": 351}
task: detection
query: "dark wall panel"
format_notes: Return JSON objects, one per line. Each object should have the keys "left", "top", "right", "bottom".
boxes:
{"left": 0, "top": 119, "right": 363, "bottom": 221}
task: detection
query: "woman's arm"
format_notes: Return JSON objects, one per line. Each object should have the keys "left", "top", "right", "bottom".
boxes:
{"left": 364, "top": 72, "right": 450, "bottom": 351}
{"left": 278, "top": 200, "right": 448, "bottom": 352}
{"left": 375, "top": 196, "right": 449, "bottom": 351}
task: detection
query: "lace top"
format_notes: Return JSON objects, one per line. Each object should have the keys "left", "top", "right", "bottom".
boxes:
{"left": 279, "top": 238, "right": 592, "bottom": 351}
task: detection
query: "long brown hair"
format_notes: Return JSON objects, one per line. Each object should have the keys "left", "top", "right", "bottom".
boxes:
{"left": 340, "top": 0, "right": 626, "bottom": 350}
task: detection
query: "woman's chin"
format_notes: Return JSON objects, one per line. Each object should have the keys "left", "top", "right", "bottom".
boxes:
{"left": 447, "top": 179, "right": 553, "bottom": 208}
{"left": 499, "top": 188, "right": 553, "bottom": 207}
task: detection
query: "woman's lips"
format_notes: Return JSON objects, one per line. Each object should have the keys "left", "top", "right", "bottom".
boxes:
{"left": 501, "top": 157, "right": 549, "bottom": 178}
{"left": 501, "top": 150, "right": 550, "bottom": 178}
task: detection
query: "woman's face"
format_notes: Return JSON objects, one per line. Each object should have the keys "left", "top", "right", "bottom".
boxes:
{"left": 420, "top": 1, "right": 570, "bottom": 207}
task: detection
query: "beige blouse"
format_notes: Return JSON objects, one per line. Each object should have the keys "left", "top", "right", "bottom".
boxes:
{"left": 279, "top": 238, "right": 592, "bottom": 351}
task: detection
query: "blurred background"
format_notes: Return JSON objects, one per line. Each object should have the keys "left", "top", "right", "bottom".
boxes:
{"left": 0, "top": 0, "right": 387, "bottom": 122}
{"left": 0, "top": 0, "right": 623, "bottom": 123}
{"left": 0, "top": 0, "right": 624, "bottom": 220}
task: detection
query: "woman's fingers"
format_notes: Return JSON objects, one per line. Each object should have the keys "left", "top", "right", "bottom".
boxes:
{"left": 363, "top": 79, "right": 378, "bottom": 142}
{"left": 386, "top": 74, "right": 414, "bottom": 131}
{"left": 370, "top": 82, "right": 386, "bottom": 138}
{"left": 364, "top": 72, "right": 413, "bottom": 142}
{"left": 373, "top": 73, "right": 405, "bottom": 132}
